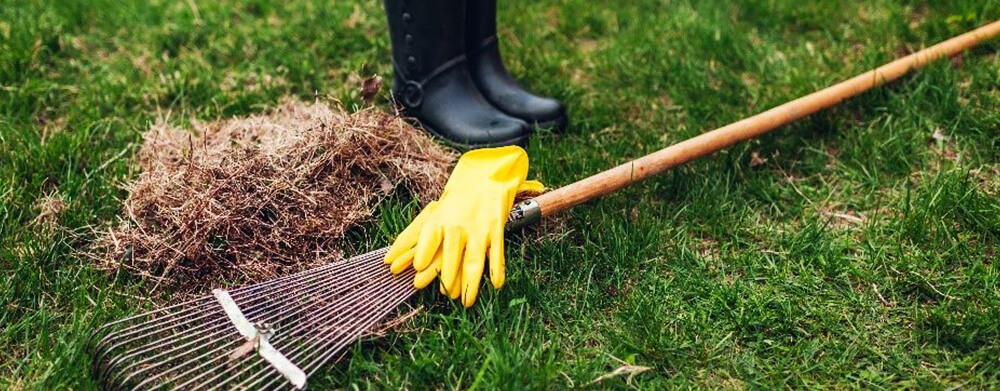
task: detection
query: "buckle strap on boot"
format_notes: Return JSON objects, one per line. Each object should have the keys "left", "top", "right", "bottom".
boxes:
{"left": 393, "top": 54, "right": 467, "bottom": 108}
{"left": 468, "top": 35, "right": 498, "bottom": 56}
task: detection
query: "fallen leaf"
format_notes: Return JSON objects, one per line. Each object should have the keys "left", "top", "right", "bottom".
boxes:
{"left": 588, "top": 363, "right": 651, "bottom": 386}
{"left": 360, "top": 74, "right": 382, "bottom": 102}
{"left": 931, "top": 128, "right": 948, "bottom": 142}
{"left": 34, "top": 193, "right": 68, "bottom": 227}
{"left": 950, "top": 54, "right": 964, "bottom": 67}
{"left": 930, "top": 128, "right": 959, "bottom": 162}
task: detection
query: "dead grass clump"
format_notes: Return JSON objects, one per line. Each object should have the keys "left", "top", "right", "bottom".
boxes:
{"left": 95, "top": 99, "right": 455, "bottom": 290}
{"left": 34, "top": 193, "right": 68, "bottom": 228}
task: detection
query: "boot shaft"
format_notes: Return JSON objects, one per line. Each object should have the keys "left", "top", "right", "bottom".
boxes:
{"left": 383, "top": 0, "right": 467, "bottom": 82}
{"left": 465, "top": 0, "right": 498, "bottom": 47}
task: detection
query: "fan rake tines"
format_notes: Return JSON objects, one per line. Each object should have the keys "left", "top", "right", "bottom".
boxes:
{"left": 92, "top": 248, "right": 415, "bottom": 390}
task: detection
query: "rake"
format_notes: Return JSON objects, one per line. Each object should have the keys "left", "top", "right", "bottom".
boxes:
{"left": 92, "top": 248, "right": 416, "bottom": 390}
{"left": 91, "top": 20, "right": 1000, "bottom": 390}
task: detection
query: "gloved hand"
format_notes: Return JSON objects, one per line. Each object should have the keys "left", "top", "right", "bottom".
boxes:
{"left": 384, "top": 146, "right": 543, "bottom": 307}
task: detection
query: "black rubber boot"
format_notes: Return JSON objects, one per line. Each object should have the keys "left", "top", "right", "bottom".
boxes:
{"left": 384, "top": 0, "right": 531, "bottom": 147}
{"left": 466, "top": 0, "right": 568, "bottom": 132}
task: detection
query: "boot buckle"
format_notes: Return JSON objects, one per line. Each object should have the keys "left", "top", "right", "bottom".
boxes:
{"left": 400, "top": 80, "right": 424, "bottom": 108}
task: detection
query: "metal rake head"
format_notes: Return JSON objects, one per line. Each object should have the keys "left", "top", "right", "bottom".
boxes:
{"left": 91, "top": 248, "right": 415, "bottom": 390}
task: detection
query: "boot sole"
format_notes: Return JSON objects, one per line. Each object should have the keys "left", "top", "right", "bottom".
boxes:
{"left": 410, "top": 118, "right": 530, "bottom": 149}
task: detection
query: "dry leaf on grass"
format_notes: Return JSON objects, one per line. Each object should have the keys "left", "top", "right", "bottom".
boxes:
{"left": 91, "top": 98, "right": 455, "bottom": 292}
{"left": 34, "top": 193, "right": 68, "bottom": 227}
{"left": 587, "top": 354, "right": 652, "bottom": 386}
{"left": 929, "top": 128, "right": 959, "bottom": 162}
{"left": 366, "top": 305, "right": 424, "bottom": 338}
{"left": 931, "top": 128, "right": 948, "bottom": 142}
{"left": 360, "top": 74, "right": 383, "bottom": 102}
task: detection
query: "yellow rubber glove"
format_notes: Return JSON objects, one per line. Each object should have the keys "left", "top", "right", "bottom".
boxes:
{"left": 384, "top": 146, "right": 543, "bottom": 307}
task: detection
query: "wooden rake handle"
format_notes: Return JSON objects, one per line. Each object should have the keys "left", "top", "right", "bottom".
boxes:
{"left": 531, "top": 19, "right": 1000, "bottom": 218}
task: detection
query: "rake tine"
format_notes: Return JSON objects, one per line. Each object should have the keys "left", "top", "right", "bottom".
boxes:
{"left": 198, "top": 263, "right": 401, "bottom": 390}
{"left": 96, "top": 260, "right": 345, "bottom": 375}
{"left": 102, "top": 250, "right": 389, "bottom": 388}
{"left": 119, "top": 256, "right": 391, "bottom": 390}
{"left": 96, "top": 254, "right": 384, "bottom": 389}
{"left": 300, "top": 276, "right": 415, "bottom": 374}
{"left": 252, "top": 273, "right": 416, "bottom": 390}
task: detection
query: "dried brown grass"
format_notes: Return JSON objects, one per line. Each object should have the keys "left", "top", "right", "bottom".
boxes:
{"left": 34, "top": 193, "right": 68, "bottom": 228}
{"left": 93, "top": 99, "right": 454, "bottom": 291}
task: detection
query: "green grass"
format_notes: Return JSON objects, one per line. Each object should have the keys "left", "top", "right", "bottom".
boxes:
{"left": 3, "top": 0, "right": 1000, "bottom": 389}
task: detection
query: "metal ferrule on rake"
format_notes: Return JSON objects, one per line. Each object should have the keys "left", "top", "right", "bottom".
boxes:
{"left": 506, "top": 199, "right": 542, "bottom": 231}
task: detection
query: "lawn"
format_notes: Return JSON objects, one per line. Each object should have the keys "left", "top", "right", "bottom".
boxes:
{"left": 3, "top": 0, "right": 1000, "bottom": 389}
